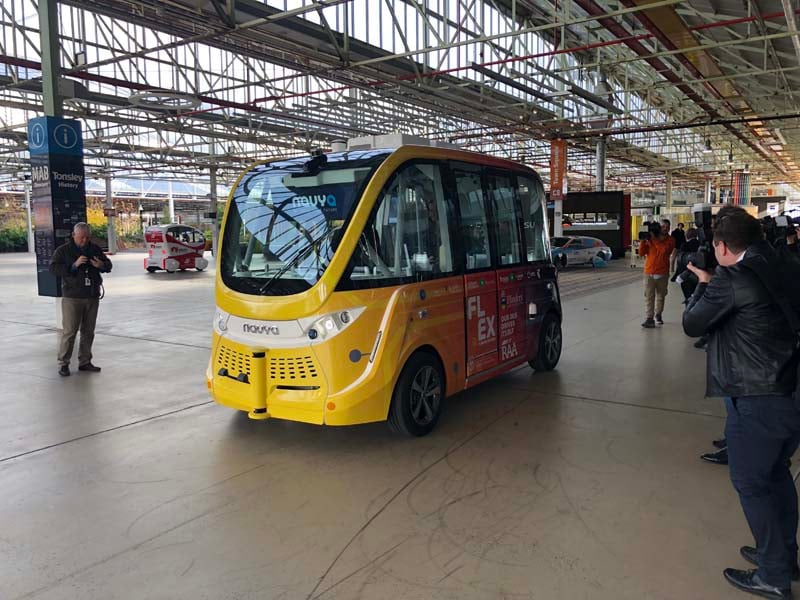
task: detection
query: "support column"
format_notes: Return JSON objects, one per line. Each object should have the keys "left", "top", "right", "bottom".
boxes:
{"left": 39, "top": 0, "right": 62, "bottom": 118}
{"left": 704, "top": 178, "right": 712, "bottom": 204}
{"left": 715, "top": 177, "right": 721, "bottom": 205}
{"left": 595, "top": 136, "right": 606, "bottom": 192}
{"left": 105, "top": 175, "right": 117, "bottom": 254}
{"left": 168, "top": 181, "right": 175, "bottom": 224}
{"left": 36, "top": 0, "right": 67, "bottom": 327}
{"left": 209, "top": 164, "right": 219, "bottom": 257}
{"left": 550, "top": 139, "right": 567, "bottom": 238}
{"left": 665, "top": 171, "right": 673, "bottom": 211}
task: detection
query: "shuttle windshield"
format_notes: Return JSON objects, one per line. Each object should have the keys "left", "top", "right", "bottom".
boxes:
{"left": 220, "top": 150, "right": 388, "bottom": 296}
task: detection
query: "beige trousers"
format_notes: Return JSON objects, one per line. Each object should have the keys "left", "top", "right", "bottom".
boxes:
{"left": 644, "top": 275, "right": 668, "bottom": 319}
{"left": 58, "top": 298, "right": 100, "bottom": 367}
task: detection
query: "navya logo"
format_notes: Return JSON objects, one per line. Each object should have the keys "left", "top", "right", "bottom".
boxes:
{"left": 292, "top": 194, "right": 337, "bottom": 208}
{"left": 242, "top": 323, "right": 280, "bottom": 335}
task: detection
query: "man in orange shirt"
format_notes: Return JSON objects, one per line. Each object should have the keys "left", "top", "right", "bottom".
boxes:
{"left": 638, "top": 220, "right": 676, "bottom": 328}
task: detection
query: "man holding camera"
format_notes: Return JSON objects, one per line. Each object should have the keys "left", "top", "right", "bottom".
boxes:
{"left": 638, "top": 219, "right": 676, "bottom": 328}
{"left": 683, "top": 208, "right": 800, "bottom": 599}
{"left": 49, "top": 222, "right": 112, "bottom": 377}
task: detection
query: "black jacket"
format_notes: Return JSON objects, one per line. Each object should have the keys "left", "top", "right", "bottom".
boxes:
{"left": 777, "top": 241, "right": 799, "bottom": 262}
{"left": 683, "top": 241, "right": 799, "bottom": 398}
{"left": 671, "top": 228, "right": 686, "bottom": 251}
{"left": 49, "top": 240, "right": 112, "bottom": 299}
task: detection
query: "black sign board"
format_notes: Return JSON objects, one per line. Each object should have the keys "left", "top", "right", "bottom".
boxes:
{"left": 28, "top": 117, "right": 87, "bottom": 297}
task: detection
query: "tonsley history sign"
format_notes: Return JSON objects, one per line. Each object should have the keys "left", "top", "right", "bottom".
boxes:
{"left": 27, "top": 116, "right": 87, "bottom": 297}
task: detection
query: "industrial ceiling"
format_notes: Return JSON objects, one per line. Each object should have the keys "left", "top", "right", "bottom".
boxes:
{"left": 0, "top": 0, "right": 798, "bottom": 193}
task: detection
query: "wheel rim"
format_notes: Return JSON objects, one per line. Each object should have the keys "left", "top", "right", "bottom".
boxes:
{"left": 544, "top": 321, "right": 562, "bottom": 365}
{"left": 409, "top": 365, "right": 441, "bottom": 426}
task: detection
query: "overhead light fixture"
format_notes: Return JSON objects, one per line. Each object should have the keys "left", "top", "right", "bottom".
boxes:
{"left": 129, "top": 90, "right": 201, "bottom": 111}
{"left": 727, "top": 147, "right": 734, "bottom": 165}
{"left": 703, "top": 138, "right": 713, "bottom": 153}
{"left": 770, "top": 144, "right": 784, "bottom": 151}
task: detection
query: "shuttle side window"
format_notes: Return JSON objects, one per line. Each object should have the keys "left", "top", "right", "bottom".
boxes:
{"left": 453, "top": 167, "right": 492, "bottom": 271}
{"left": 340, "top": 162, "right": 455, "bottom": 289}
{"left": 486, "top": 172, "right": 523, "bottom": 266}
{"left": 517, "top": 175, "right": 549, "bottom": 262}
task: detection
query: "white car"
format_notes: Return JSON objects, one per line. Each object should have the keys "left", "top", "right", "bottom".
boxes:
{"left": 551, "top": 235, "right": 614, "bottom": 268}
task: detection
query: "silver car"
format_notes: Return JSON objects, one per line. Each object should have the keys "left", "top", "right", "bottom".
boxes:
{"left": 551, "top": 235, "right": 614, "bottom": 268}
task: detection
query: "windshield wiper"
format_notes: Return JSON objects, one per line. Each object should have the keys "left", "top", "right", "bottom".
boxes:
{"left": 257, "top": 228, "right": 335, "bottom": 295}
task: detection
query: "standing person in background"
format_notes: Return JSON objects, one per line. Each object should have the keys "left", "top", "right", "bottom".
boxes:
{"left": 670, "top": 222, "right": 686, "bottom": 273}
{"left": 639, "top": 220, "right": 676, "bottom": 328}
{"left": 49, "top": 223, "right": 112, "bottom": 376}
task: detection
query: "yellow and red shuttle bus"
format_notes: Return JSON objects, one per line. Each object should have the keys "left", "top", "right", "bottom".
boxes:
{"left": 208, "top": 145, "right": 561, "bottom": 435}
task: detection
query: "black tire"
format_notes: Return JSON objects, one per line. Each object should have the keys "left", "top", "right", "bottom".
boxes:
{"left": 196, "top": 267, "right": 204, "bottom": 272}
{"left": 530, "top": 313, "right": 562, "bottom": 372}
{"left": 388, "top": 352, "right": 444, "bottom": 437}
{"left": 559, "top": 254, "right": 568, "bottom": 269}
{"left": 146, "top": 267, "right": 157, "bottom": 273}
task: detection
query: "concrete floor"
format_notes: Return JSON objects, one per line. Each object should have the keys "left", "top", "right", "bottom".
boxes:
{"left": 0, "top": 252, "right": 767, "bottom": 600}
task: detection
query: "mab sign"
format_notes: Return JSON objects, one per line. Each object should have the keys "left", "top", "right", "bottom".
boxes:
{"left": 27, "top": 116, "right": 87, "bottom": 297}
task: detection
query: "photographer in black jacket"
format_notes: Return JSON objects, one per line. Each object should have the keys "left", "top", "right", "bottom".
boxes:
{"left": 49, "top": 223, "right": 112, "bottom": 377}
{"left": 683, "top": 208, "right": 800, "bottom": 599}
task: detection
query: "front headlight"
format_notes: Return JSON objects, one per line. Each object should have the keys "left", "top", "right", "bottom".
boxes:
{"left": 301, "top": 308, "right": 364, "bottom": 341}
{"left": 214, "top": 308, "right": 231, "bottom": 333}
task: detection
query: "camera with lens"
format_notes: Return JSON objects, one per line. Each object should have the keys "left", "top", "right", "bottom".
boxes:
{"left": 687, "top": 248, "right": 714, "bottom": 271}
{"left": 638, "top": 221, "right": 661, "bottom": 241}
{"left": 80, "top": 247, "right": 98, "bottom": 264}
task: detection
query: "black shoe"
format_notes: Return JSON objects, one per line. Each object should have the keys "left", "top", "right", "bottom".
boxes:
{"left": 723, "top": 568, "right": 792, "bottom": 598}
{"left": 78, "top": 363, "right": 101, "bottom": 373}
{"left": 701, "top": 448, "right": 728, "bottom": 465}
{"left": 642, "top": 319, "right": 656, "bottom": 329}
{"left": 740, "top": 546, "right": 800, "bottom": 581}
{"left": 58, "top": 365, "right": 70, "bottom": 377}
{"left": 713, "top": 437, "right": 728, "bottom": 449}
{"left": 655, "top": 314, "right": 664, "bottom": 325}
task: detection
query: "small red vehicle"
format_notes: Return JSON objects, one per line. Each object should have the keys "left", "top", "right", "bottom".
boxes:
{"left": 144, "top": 224, "right": 209, "bottom": 273}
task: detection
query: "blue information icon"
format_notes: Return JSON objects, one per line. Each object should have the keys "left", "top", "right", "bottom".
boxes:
{"left": 53, "top": 124, "right": 79, "bottom": 150}
{"left": 29, "top": 123, "right": 46, "bottom": 149}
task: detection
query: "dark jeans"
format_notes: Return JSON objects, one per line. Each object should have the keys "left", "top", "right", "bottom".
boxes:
{"left": 725, "top": 395, "right": 800, "bottom": 588}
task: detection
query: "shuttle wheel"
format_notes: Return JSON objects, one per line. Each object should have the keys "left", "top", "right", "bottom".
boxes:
{"left": 388, "top": 352, "right": 443, "bottom": 437}
{"left": 530, "top": 313, "right": 562, "bottom": 372}
{"left": 146, "top": 267, "right": 158, "bottom": 273}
